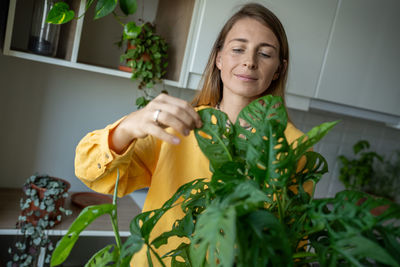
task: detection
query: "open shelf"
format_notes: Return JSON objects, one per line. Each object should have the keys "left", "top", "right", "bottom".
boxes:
{"left": 4, "top": 0, "right": 197, "bottom": 88}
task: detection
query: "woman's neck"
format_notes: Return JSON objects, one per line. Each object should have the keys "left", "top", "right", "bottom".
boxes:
{"left": 218, "top": 95, "right": 253, "bottom": 123}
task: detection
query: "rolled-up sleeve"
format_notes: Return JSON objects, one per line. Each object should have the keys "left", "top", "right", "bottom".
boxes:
{"left": 75, "top": 117, "right": 158, "bottom": 197}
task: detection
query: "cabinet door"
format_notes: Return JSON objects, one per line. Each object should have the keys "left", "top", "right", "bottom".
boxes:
{"left": 266, "top": 0, "right": 338, "bottom": 98}
{"left": 315, "top": 0, "right": 400, "bottom": 116}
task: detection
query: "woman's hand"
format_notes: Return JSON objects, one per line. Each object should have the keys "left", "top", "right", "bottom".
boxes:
{"left": 110, "top": 94, "right": 203, "bottom": 153}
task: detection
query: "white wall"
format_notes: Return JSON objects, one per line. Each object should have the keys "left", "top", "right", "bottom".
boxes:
{"left": 1, "top": 52, "right": 399, "bottom": 203}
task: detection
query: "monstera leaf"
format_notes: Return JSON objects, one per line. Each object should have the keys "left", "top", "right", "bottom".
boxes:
{"left": 195, "top": 109, "right": 234, "bottom": 171}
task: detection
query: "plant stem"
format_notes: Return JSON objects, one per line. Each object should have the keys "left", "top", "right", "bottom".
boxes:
{"left": 273, "top": 185, "right": 284, "bottom": 223}
{"left": 111, "top": 169, "right": 122, "bottom": 250}
{"left": 112, "top": 12, "right": 125, "bottom": 27}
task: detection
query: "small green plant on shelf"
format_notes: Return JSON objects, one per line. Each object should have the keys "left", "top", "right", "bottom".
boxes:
{"left": 117, "top": 21, "right": 168, "bottom": 90}
{"left": 7, "top": 174, "right": 71, "bottom": 267}
{"left": 47, "top": 0, "right": 169, "bottom": 109}
{"left": 339, "top": 140, "right": 400, "bottom": 201}
{"left": 50, "top": 95, "right": 400, "bottom": 266}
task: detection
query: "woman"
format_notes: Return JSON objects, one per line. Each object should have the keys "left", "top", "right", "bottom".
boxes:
{"left": 75, "top": 3, "right": 307, "bottom": 265}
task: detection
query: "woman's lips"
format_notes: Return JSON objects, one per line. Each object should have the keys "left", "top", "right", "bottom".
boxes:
{"left": 235, "top": 74, "right": 258, "bottom": 82}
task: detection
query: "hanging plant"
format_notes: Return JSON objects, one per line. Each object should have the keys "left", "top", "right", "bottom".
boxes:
{"left": 7, "top": 174, "right": 72, "bottom": 266}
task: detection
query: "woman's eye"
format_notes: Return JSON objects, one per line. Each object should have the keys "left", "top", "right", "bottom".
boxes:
{"left": 232, "top": 48, "right": 244, "bottom": 53}
{"left": 259, "top": 52, "right": 271, "bottom": 58}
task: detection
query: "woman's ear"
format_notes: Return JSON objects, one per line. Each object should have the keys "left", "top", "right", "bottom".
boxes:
{"left": 216, "top": 52, "right": 222, "bottom": 70}
{"left": 273, "top": 59, "right": 288, "bottom": 80}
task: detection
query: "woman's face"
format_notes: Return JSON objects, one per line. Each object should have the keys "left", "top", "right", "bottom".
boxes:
{"left": 216, "top": 18, "right": 283, "bottom": 101}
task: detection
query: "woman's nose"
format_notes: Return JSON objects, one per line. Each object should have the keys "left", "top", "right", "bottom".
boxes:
{"left": 243, "top": 54, "right": 257, "bottom": 69}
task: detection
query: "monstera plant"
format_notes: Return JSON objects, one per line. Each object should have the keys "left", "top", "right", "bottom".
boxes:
{"left": 51, "top": 95, "right": 400, "bottom": 266}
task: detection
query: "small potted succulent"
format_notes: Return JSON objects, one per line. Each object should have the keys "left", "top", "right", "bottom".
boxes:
{"left": 7, "top": 174, "right": 72, "bottom": 266}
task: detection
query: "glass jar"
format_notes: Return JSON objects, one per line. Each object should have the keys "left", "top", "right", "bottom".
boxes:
{"left": 28, "top": 0, "right": 60, "bottom": 57}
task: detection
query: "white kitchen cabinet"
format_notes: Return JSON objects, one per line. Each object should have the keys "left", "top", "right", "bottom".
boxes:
{"left": 185, "top": 0, "right": 338, "bottom": 111}
{"left": 314, "top": 0, "right": 400, "bottom": 117}
{"left": 3, "top": 0, "right": 199, "bottom": 88}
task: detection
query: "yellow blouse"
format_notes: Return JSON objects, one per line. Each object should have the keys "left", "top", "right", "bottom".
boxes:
{"left": 75, "top": 107, "right": 308, "bottom": 266}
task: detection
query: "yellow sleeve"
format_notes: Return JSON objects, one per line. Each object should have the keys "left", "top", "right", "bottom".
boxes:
{"left": 74, "top": 117, "right": 161, "bottom": 197}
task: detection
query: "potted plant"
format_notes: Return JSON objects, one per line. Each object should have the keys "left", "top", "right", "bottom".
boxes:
{"left": 117, "top": 21, "right": 169, "bottom": 108}
{"left": 118, "top": 21, "right": 168, "bottom": 89}
{"left": 7, "top": 174, "right": 72, "bottom": 267}
{"left": 338, "top": 140, "right": 400, "bottom": 200}
{"left": 47, "top": 0, "right": 168, "bottom": 109}
{"left": 50, "top": 95, "right": 400, "bottom": 266}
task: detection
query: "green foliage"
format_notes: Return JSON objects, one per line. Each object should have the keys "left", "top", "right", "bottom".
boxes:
{"left": 337, "top": 140, "right": 400, "bottom": 200}
{"left": 46, "top": 2, "right": 75, "bottom": 24}
{"left": 52, "top": 96, "right": 400, "bottom": 266}
{"left": 47, "top": 0, "right": 168, "bottom": 108}
{"left": 338, "top": 140, "right": 383, "bottom": 190}
{"left": 7, "top": 175, "right": 71, "bottom": 267}
{"left": 47, "top": 0, "right": 137, "bottom": 24}
{"left": 119, "top": 22, "right": 168, "bottom": 90}
{"left": 51, "top": 204, "right": 115, "bottom": 266}
{"left": 50, "top": 170, "right": 124, "bottom": 267}
{"left": 364, "top": 150, "right": 400, "bottom": 200}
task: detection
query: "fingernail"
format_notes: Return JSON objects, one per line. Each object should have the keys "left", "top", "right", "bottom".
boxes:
{"left": 184, "top": 129, "right": 190, "bottom": 136}
{"left": 173, "top": 137, "right": 180, "bottom": 144}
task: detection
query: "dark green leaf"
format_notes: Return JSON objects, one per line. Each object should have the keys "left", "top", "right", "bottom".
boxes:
{"left": 151, "top": 213, "right": 194, "bottom": 249}
{"left": 51, "top": 204, "right": 115, "bottom": 266}
{"left": 46, "top": 2, "right": 74, "bottom": 24}
{"left": 190, "top": 204, "right": 236, "bottom": 267}
{"left": 335, "top": 235, "right": 399, "bottom": 267}
{"left": 85, "top": 244, "right": 118, "bottom": 267}
{"left": 119, "top": 234, "right": 145, "bottom": 265}
{"left": 234, "top": 95, "right": 294, "bottom": 188}
{"left": 119, "top": 0, "right": 137, "bottom": 15}
{"left": 195, "top": 109, "right": 234, "bottom": 172}
{"left": 292, "top": 120, "right": 339, "bottom": 162}
{"left": 94, "top": 0, "right": 117, "bottom": 19}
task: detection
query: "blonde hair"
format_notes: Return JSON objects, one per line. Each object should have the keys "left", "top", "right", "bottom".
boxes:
{"left": 192, "top": 3, "right": 290, "bottom": 108}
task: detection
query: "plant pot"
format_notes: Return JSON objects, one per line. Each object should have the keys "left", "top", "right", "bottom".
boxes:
{"left": 21, "top": 176, "right": 70, "bottom": 227}
{"left": 118, "top": 43, "right": 151, "bottom": 73}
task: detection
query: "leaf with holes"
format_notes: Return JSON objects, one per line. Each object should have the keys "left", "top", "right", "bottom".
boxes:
{"left": 195, "top": 109, "right": 234, "bottom": 171}
{"left": 234, "top": 95, "right": 293, "bottom": 188}
{"left": 164, "top": 243, "right": 192, "bottom": 266}
{"left": 151, "top": 213, "right": 194, "bottom": 249}
{"left": 190, "top": 203, "right": 236, "bottom": 267}
{"left": 118, "top": 234, "right": 145, "bottom": 266}
{"left": 85, "top": 244, "right": 118, "bottom": 267}
{"left": 291, "top": 120, "right": 339, "bottom": 162}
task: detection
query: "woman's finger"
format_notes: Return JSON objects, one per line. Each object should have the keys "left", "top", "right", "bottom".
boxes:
{"left": 155, "top": 109, "right": 192, "bottom": 137}
{"left": 151, "top": 94, "right": 202, "bottom": 128}
{"left": 147, "top": 123, "right": 181, "bottom": 145}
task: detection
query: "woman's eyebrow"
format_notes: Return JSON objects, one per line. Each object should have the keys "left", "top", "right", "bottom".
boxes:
{"left": 228, "top": 38, "right": 277, "bottom": 50}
